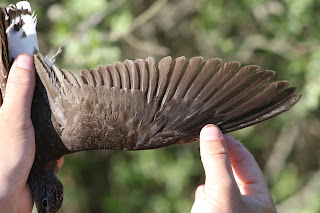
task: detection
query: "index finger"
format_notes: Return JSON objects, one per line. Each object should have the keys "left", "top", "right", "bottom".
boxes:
{"left": 224, "top": 134, "right": 269, "bottom": 196}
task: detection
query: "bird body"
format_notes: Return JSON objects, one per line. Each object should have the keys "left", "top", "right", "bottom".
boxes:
{"left": 0, "top": 1, "right": 301, "bottom": 213}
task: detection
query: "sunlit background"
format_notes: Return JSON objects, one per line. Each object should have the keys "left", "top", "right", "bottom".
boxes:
{"left": 3, "top": 0, "right": 320, "bottom": 212}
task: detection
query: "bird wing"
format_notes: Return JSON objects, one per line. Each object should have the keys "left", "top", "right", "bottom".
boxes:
{"left": 0, "top": 6, "right": 9, "bottom": 103}
{"left": 34, "top": 53, "right": 301, "bottom": 152}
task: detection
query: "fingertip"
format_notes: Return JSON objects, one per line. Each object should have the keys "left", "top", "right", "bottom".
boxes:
{"left": 195, "top": 184, "right": 205, "bottom": 200}
{"left": 224, "top": 134, "right": 242, "bottom": 145}
{"left": 200, "top": 125, "right": 226, "bottom": 158}
{"left": 199, "top": 125, "right": 238, "bottom": 193}
{"left": 224, "top": 134, "right": 250, "bottom": 161}
{"left": 223, "top": 134, "right": 268, "bottom": 196}
{"left": 15, "top": 53, "right": 35, "bottom": 71}
{"left": 200, "top": 124, "right": 223, "bottom": 142}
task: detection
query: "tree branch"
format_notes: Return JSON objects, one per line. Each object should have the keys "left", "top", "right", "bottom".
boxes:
{"left": 263, "top": 121, "right": 300, "bottom": 179}
{"left": 123, "top": 34, "right": 170, "bottom": 56}
{"left": 108, "top": 0, "right": 169, "bottom": 42}
{"left": 76, "top": 0, "right": 127, "bottom": 34}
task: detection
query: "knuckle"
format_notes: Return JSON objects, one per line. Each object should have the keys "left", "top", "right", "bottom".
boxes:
{"left": 203, "top": 138, "right": 229, "bottom": 157}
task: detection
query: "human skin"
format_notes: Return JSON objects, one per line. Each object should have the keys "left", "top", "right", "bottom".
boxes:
{"left": 0, "top": 54, "right": 276, "bottom": 213}
{"left": 0, "top": 54, "right": 36, "bottom": 213}
{"left": 191, "top": 124, "right": 277, "bottom": 213}
{"left": 0, "top": 54, "right": 63, "bottom": 213}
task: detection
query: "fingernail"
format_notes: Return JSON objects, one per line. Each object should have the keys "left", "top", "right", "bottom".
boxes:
{"left": 16, "top": 54, "right": 34, "bottom": 71}
{"left": 202, "top": 124, "right": 223, "bottom": 141}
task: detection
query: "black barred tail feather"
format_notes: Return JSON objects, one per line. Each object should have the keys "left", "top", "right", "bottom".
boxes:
{"left": 34, "top": 53, "right": 301, "bottom": 152}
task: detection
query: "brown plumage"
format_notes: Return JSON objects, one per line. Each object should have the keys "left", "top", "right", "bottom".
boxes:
{"left": 33, "top": 54, "right": 301, "bottom": 152}
{"left": 0, "top": 4, "right": 301, "bottom": 213}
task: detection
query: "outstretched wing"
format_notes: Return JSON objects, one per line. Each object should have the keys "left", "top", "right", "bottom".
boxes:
{"left": 34, "top": 53, "right": 301, "bottom": 152}
{"left": 0, "top": 6, "right": 9, "bottom": 104}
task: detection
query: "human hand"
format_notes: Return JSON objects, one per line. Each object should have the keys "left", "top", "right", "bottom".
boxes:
{"left": 191, "top": 124, "right": 276, "bottom": 213}
{"left": 0, "top": 54, "right": 36, "bottom": 213}
{"left": 0, "top": 54, "right": 64, "bottom": 213}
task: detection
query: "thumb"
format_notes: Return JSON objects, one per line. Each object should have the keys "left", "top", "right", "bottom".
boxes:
{"left": 199, "top": 124, "right": 239, "bottom": 196}
{"left": 3, "top": 54, "right": 35, "bottom": 116}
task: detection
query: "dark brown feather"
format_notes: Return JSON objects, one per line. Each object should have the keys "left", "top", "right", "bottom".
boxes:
{"left": 224, "top": 81, "right": 290, "bottom": 120}
{"left": 161, "top": 56, "right": 186, "bottom": 105}
{"left": 204, "top": 65, "right": 260, "bottom": 111}
{"left": 33, "top": 53, "right": 301, "bottom": 152}
{"left": 61, "top": 69, "right": 80, "bottom": 87}
{"left": 223, "top": 89, "right": 301, "bottom": 132}
{"left": 155, "top": 56, "right": 172, "bottom": 106}
{"left": 107, "top": 64, "right": 121, "bottom": 88}
{"left": 172, "top": 56, "right": 203, "bottom": 100}
{"left": 115, "top": 62, "right": 129, "bottom": 89}
{"left": 124, "top": 59, "right": 139, "bottom": 90}
{"left": 146, "top": 57, "right": 157, "bottom": 104}
{"left": 90, "top": 68, "right": 103, "bottom": 86}
{"left": 195, "top": 61, "right": 240, "bottom": 104}
{"left": 81, "top": 69, "right": 95, "bottom": 87}
{"left": 216, "top": 70, "right": 276, "bottom": 114}
{"left": 97, "top": 65, "right": 111, "bottom": 88}
{"left": 184, "top": 58, "right": 222, "bottom": 101}
{"left": 136, "top": 58, "right": 149, "bottom": 93}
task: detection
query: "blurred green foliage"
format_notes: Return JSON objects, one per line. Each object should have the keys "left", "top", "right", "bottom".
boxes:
{"left": 3, "top": 0, "right": 319, "bottom": 212}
